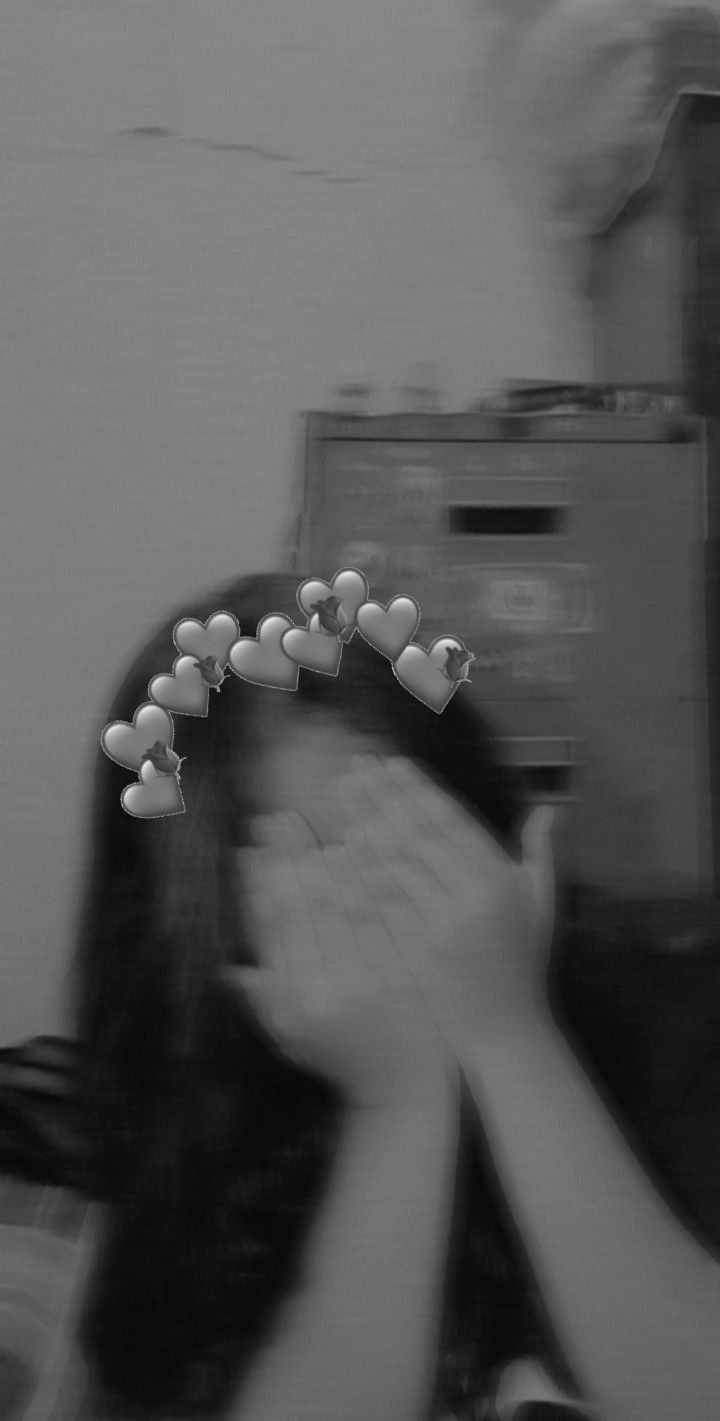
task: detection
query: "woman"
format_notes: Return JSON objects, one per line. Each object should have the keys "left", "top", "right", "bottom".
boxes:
{"left": 71, "top": 573, "right": 720, "bottom": 1420}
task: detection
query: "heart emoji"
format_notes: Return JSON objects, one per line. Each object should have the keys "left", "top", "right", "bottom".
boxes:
{"left": 356, "top": 596, "right": 421, "bottom": 661}
{"left": 121, "top": 759, "right": 186, "bottom": 819}
{"left": 149, "top": 656, "right": 210, "bottom": 717}
{"left": 393, "top": 637, "right": 471, "bottom": 715}
{"left": 102, "top": 702, "right": 175, "bottom": 773}
{"left": 173, "top": 611, "right": 240, "bottom": 667}
{"left": 297, "top": 568, "right": 369, "bottom": 643}
{"left": 281, "top": 624, "right": 343, "bottom": 677}
{"left": 230, "top": 615, "right": 300, "bottom": 690}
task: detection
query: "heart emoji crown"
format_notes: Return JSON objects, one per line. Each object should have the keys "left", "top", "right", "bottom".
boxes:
{"left": 101, "top": 570, "right": 474, "bottom": 818}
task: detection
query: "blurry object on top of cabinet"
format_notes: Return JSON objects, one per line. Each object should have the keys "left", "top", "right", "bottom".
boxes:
{"left": 468, "top": 382, "right": 688, "bottom": 416}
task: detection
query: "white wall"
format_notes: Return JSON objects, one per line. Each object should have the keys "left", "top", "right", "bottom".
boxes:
{"left": 0, "top": 0, "right": 591, "bottom": 1042}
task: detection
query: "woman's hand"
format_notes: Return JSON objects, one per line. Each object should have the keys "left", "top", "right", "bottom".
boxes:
{"left": 336, "top": 754, "right": 558, "bottom": 1041}
{"left": 225, "top": 810, "right": 452, "bottom": 1111}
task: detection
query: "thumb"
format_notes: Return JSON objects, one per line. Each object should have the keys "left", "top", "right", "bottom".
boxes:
{"left": 520, "top": 804, "right": 557, "bottom": 936}
{"left": 220, "top": 966, "right": 297, "bottom": 1032}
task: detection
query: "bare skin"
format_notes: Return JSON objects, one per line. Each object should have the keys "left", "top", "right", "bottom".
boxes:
{"left": 228, "top": 755, "right": 720, "bottom": 1421}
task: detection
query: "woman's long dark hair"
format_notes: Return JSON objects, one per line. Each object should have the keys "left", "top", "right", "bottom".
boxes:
{"left": 73, "top": 572, "right": 546, "bottom": 1417}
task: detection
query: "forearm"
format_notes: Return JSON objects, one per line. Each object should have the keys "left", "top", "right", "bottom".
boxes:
{"left": 238, "top": 1071, "right": 459, "bottom": 1421}
{"left": 458, "top": 1013, "right": 720, "bottom": 1421}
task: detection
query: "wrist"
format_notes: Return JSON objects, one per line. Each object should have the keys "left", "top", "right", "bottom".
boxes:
{"left": 346, "top": 1046, "right": 458, "bottom": 1117}
{"left": 420, "top": 971, "right": 553, "bottom": 1050}
{"left": 452, "top": 1002, "right": 561, "bottom": 1076}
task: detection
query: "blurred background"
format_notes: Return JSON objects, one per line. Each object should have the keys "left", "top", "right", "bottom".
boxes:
{"left": 4, "top": 0, "right": 720, "bottom": 1040}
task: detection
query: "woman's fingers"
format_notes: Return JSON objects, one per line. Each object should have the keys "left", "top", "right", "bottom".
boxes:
{"left": 346, "top": 754, "right": 512, "bottom": 899}
{"left": 296, "top": 845, "right": 365, "bottom": 981}
{"left": 242, "top": 812, "right": 374, "bottom": 988}
{"left": 338, "top": 773, "right": 393, "bottom": 870}
{"left": 250, "top": 809, "right": 321, "bottom": 856}
{"left": 241, "top": 814, "right": 329, "bottom": 982}
{"left": 383, "top": 755, "right": 511, "bottom": 869}
{"left": 321, "top": 843, "right": 414, "bottom": 984}
{"left": 339, "top": 767, "right": 461, "bottom": 921}
{"left": 317, "top": 844, "right": 378, "bottom": 969}
{"left": 339, "top": 759, "right": 552, "bottom": 990}
{"left": 341, "top": 757, "right": 419, "bottom": 850}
